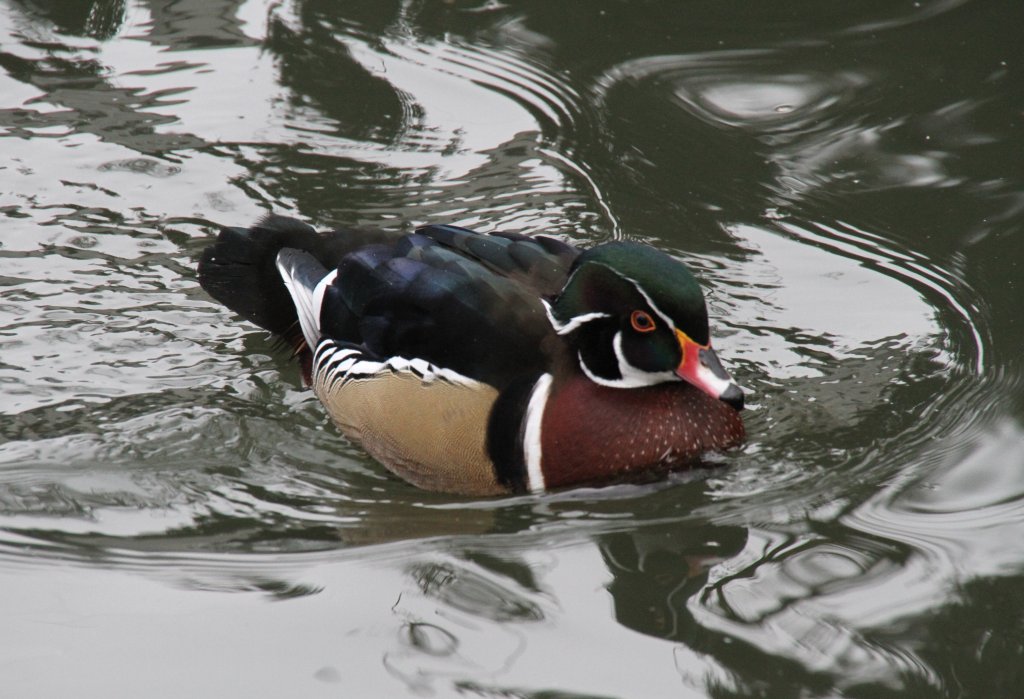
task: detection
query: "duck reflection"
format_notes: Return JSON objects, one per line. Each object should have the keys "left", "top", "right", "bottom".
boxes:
{"left": 598, "top": 523, "right": 746, "bottom": 643}
{"left": 593, "top": 520, "right": 939, "bottom": 694}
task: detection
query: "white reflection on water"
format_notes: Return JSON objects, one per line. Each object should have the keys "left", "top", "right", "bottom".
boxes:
{"left": 718, "top": 222, "right": 943, "bottom": 380}
{"left": 853, "top": 419, "right": 1024, "bottom": 583}
{"left": 691, "top": 419, "right": 1024, "bottom": 689}
{"left": 384, "top": 545, "right": 718, "bottom": 698}
{"left": 594, "top": 51, "right": 869, "bottom": 133}
{"left": 694, "top": 530, "right": 941, "bottom": 690}
{"left": 332, "top": 24, "right": 616, "bottom": 234}
{"left": 0, "top": 537, "right": 720, "bottom": 698}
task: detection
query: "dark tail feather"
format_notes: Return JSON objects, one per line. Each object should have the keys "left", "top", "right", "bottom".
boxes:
{"left": 197, "top": 215, "right": 322, "bottom": 338}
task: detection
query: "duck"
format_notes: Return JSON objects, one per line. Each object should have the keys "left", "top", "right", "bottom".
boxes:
{"left": 197, "top": 215, "right": 744, "bottom": 496}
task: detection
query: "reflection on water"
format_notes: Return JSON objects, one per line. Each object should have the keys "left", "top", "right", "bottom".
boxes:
{"left": 689, "top": 419, "right": 1024, "bottom": 694}
{"left": 1, "top": 0, "right": 1023, "bottom": 696}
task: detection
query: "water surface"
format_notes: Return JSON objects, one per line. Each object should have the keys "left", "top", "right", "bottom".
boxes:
{"left": 1, "top": 0, "right": 1022, "bottom": 696}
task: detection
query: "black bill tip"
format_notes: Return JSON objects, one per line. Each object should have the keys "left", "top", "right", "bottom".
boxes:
{"left": 720, "top": 383, "right": 744, "bottom": 411}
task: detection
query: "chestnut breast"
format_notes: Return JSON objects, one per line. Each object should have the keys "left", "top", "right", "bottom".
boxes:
{"left": 540, "top": 376, "right": 745, "bottom": 489}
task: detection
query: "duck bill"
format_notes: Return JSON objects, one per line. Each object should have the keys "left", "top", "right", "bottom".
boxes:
{"left": 675, "top": 330, "right": 744, "bottom": 411}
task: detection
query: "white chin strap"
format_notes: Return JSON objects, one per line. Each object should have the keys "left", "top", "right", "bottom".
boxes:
{"left": 579, "top": 332, "right": 676, "bottom": 389}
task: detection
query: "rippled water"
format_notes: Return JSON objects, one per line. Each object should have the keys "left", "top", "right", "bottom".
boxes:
{"left": 2, "top": 0, "right": 1022, "bottom": 696}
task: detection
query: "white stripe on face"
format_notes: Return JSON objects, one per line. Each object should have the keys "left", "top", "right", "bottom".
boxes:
{"left": 542, "top": 299, "right": 609, "bottom": 336}
{"left": 621, "top": 274, "right": 676, "bottom": 331}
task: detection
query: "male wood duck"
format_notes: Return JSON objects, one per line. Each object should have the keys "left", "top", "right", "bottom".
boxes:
{"left": 198, "top": 215, "right": 744, "bottom": 496}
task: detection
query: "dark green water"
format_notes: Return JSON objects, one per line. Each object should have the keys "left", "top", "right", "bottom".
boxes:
{"left": 1, "top": 0, "right": 1022, "bottom": 696}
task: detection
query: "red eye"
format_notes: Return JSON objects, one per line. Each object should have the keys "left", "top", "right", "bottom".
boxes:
{"left": 630, "top": 310, "right": 656, "bottom": 333}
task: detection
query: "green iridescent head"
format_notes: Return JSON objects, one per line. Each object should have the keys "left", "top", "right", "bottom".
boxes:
{"left": 546, "top": 242, "right": 741, "bottom": 409}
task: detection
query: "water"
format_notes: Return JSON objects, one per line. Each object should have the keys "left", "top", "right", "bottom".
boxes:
{"left": 1, "top": 0, "right": 1022, "bottom": 696}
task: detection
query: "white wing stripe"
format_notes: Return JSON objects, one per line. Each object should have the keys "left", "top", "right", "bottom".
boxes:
{"left": 311, "top": 269, "right": 339, "bottom": 331}
{"left": 311, "top": 339, "right": 482, "bottom": 390}
{"left": 276, "top": 251, "right": 322, "bottom": 349}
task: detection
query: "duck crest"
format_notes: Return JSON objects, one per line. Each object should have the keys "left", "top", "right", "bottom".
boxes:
{"left": 536, "top": 374, "right": 745, "bottom": 490}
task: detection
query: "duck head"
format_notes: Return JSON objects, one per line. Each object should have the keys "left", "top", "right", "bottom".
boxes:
{"left": 544, "top": 242, "right": 744, "bottom": 411}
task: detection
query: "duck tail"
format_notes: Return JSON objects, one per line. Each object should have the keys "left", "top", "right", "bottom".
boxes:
{"left": 198, "top": 215, "right": 323, "bottom": 343}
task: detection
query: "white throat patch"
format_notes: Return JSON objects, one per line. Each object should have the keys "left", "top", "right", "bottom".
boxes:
{"left": 579, "top": 331, "right": 677, "bottom": 389}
